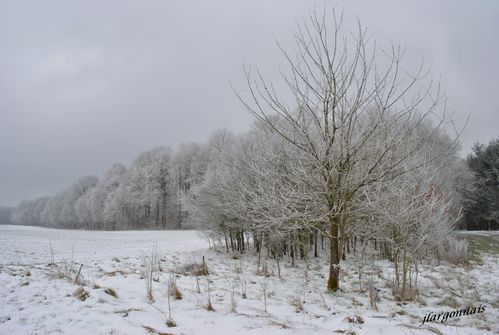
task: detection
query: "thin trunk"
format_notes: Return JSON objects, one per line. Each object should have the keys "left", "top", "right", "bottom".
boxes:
{"left": 314, "top": 230, "right": 318, "bottom": 258}
{"left": 327, "top": 216, "right": 340, "bottom": 292}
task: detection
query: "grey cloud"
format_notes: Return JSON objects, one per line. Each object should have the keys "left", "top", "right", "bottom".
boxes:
{"left": 1, "top": 0, "right": 498, "bottom": 205}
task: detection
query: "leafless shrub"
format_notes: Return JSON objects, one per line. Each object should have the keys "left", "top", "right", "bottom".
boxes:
{"left": 141, "top": 245, "right": 160, "bottom": 302}
{"left": 260, "top": 278, "right": 268, "bottom": 313}
{"left": 206, "top": 279, "right": 215, "bottom": 311}
{"left": 229, "top": 280, "right": 237, "bottom": 312}
{"left": 367, "top": 280, "right": 380, "bottom": 311}
{"left": 437, "top": 236, "right": 469, "bottom": 266}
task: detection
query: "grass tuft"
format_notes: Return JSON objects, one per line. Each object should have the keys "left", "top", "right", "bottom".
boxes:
{"left": 73, "top": 286, "right": 89, "bottom": 301}
{"left": 104, "top": 287, "right": 118, "bottom": 298}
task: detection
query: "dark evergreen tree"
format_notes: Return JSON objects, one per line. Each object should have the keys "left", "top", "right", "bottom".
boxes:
{"left": 463, "top": 139, "right": 499, "bottom": 230}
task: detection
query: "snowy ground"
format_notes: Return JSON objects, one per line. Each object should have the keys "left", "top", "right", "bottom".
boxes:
{"left": 0, "top": 225, "right": 497, "bottom": 335}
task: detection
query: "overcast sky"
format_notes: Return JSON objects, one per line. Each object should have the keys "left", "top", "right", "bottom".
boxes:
{"left": 1, "top": 0, "right": 498, "bottom": 206}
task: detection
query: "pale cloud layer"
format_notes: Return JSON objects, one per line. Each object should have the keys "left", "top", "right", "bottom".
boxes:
{"left": 1, "top": 0, "right": 498, "bottom": 206}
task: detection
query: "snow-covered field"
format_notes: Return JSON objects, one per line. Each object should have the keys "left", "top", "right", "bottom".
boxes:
{"left": 0, "top": 226, "right": 497, "bottom": 335}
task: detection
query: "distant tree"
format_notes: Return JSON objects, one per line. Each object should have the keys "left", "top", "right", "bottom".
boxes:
{"left": 0, "top": 206, "right": 14, "bottom": 225}
{"left": 86, "top": 164, "right": 127, "bottom": 229}
{"left": 462, "top": 138, "right": 499, "bottom": 230}
{"left": 172, "top": 142, "right": 212, "bottom": 228}
{"left": 11, "top": 196, "right": 49, "bottom": 226}
{"left": 104, "top": 147, "right": 175, "bottom": 229}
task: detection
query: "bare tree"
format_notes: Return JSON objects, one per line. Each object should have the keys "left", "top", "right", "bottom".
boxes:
{"left": 234, "top": 8, "right": 458, "bottom": 291}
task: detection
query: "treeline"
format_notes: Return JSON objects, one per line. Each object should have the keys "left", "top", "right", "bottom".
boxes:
{"left": 185, "top": 116, "right": 469, "bottom": 295}
{"left": 10, "top": 143, "right": 215, "bottom": 230}
{"left": 0, "top": 206, "right": 13, "bottom": 225}
{"left": 185, "top": 9, "right": 476, "bottom": 295}
{"left": 461, "top": 138, "right": 499, "bottom": 230}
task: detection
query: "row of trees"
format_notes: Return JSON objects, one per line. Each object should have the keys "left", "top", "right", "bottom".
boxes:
{"left": 185, "top": 9, "right": 469, "bottom": 294}
{"left": 8, "top": 8, "right": 491, "bottom": 295}
{"left": 11, "top": 144, "right": 212, "bottom": 230}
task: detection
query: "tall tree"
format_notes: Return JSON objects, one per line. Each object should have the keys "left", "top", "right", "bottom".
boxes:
{"left": 463, "top": 139, "right": 499, "bottom": 230}
{"left": 235, "top": 9, "right": 458, "bottom": 291}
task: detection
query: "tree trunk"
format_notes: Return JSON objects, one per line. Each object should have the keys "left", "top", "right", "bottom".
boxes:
{"left": 327, "top": 216, "right": 340, "bottom": 292}
{"left": 314, "top": 230, "right": 318, "bottom": 258}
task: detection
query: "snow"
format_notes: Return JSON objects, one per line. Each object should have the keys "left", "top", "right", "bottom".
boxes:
{"left": 0, "top": 225, "right": 497, "bottom": 335}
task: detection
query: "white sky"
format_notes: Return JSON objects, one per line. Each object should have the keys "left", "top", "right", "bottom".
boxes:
{"left": 1, "top": 0, "right": 498, "bottom": 206}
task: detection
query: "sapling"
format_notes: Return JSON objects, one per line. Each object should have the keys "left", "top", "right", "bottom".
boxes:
{"left": 206, "top": 279, "right": 214, "bottom": 311}
{"left": 260, "top": 278, "right": 268, "bottom": 313}
{"left": 140, "top": 245, "right": 160, "bottom": 302}
{"left": 241, "top": 279, "right": 247, "bottom": 299}
{"left": 229, "top": 280, "right": 237, "bottom": 312}
{"left": 166, "top": 275, "right": 176, "bottom": 327}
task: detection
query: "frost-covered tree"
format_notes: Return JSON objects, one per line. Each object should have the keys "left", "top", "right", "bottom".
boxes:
{"left": 362, "top": 131, "right": 462, "bottom": 299}
{"left": 234, "top": 9, "right": 459, "bottom": 291}
{"left": 85, "top": 164, "right": 127, "bottom": 229}
{"left": 172, "top": 142, "right": 212, "bottom": 228}
{"left": 58, "top": 176, "right": 98, "bottom": 229}
{"left": 11, "top": 196, "right": 49, "bottom": 226}
{"left": 104, "top": 147, "right": 175, "bottom": 229}
{"left": 0, "top": 206, "right": 13, "bottom": 225}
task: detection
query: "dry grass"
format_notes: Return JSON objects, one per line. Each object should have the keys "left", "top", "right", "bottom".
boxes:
{"left": 105, "top": 270, "right": 128, "bottom": 277}
{"left": 73, "top": 286, "right": 89, "bottom": 301}
{"left": 291, "top": 295, "right": 304, "bottom": 312}
{"left": 104, "top": 287, "right": 118, "bottom": 298}
{"left": 176, "top": 258, "right": 210, "bottom": 276}
{"left": 367, "top": 280, "right": 380, "bottom": 311}
{"left": 169, "top": 276, "right": 183, "bottom": 300}
{"left": 114, "top": 308, "right": 141, "bottom": 317}
{"left": 437, "top": 295, "right": 460, "bottom": 308}
{"left": 334, "top": 330, "right": 357, "bottom": 335}
{"left": 345, "top": 315, "right": 364, "bottom": 324}
{"left": 142, "top": 325, "right": 174, "bottom": 335}
{"left": 392, "top": 285, "right": 419, "bottom": 302}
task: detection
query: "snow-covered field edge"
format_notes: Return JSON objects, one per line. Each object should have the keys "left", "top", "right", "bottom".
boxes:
{"left": 0, "top": 225, "right": 497, "bottom": 335}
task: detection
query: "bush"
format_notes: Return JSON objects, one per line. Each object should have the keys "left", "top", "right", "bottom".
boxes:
{"left": 437, "top": 236, "right": 469, "bottom": 266}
